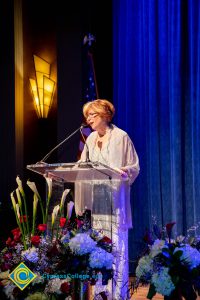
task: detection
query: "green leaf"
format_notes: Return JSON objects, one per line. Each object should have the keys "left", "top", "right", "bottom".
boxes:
{"left": 162, "top": 247, "right": 171, "bottom": 253}
{"left": 173, "top": 250, "right": 183, "bottom": 259}
{"left": 171, "top": 275, "right": 180, "bottom": 285}
{"left": 147, "top": 283, "right": 157, "bottom": 299}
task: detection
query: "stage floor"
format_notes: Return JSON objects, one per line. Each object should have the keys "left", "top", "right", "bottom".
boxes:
{"left": 130, "top": 285, "right": 200, "bottom": 300}
{"left": 130, "top": 285, "right": 163, "bottom": 299}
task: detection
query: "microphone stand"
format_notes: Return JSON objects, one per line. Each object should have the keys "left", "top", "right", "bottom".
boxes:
{"left": 37, "top": 124, "right": 86, "bottom": 164}
{"left": 78, "top": 127, "right": 92, "bottom": 167}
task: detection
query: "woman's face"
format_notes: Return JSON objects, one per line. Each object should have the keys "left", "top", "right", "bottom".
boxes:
{"left": 86, "top": 109, "right": 108, "bottom": 132}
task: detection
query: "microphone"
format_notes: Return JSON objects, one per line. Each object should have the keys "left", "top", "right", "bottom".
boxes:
{"left": 37, "top": 123, "right": 88, "bottom": 163}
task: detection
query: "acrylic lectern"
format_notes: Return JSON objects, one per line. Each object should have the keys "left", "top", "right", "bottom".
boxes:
{"left": 27, "top": 161, "right": 133, "bottom": 299}
{"left": 26, "top": 161, "right": 131, "bottom": 234}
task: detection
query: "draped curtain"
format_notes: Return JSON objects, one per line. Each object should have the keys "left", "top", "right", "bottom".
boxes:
{"left": 113, "top": 0, "right": 200, "bottom": 265}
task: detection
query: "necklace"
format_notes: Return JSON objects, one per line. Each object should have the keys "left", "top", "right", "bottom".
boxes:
{"left": 96, "top": 128, "right": 111, "bottom": 149}
{"left": 90, "top": 125, "right": 113, "bottom": 164}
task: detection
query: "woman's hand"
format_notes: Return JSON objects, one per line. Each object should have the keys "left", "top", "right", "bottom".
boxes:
{"left": 114, "top": 167, "right": 129, "bottom": 178}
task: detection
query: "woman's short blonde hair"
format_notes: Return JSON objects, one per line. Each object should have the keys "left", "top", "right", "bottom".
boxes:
{"left": 83, "top": 99, "right": 115, "bottom": 123}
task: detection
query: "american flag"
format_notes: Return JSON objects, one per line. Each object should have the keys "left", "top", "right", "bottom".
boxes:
{"left": 77, "top": 33, "right": 99, "bottom": 159}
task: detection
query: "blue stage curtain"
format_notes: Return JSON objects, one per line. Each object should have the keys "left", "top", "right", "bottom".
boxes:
{"left": 113, "top": 0, "right": 200, "bottom": 264}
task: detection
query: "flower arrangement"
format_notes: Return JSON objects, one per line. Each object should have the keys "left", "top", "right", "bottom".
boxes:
{"left": 0, "top": 176, "right": 113, "bottom": 300}
{"left": 135, "top": 221, "right": 200, "bottom": 300}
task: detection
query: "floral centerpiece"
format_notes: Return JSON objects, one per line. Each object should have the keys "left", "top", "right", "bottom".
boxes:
{"left": 135, "top": 221, "right": 200, "bottom": 300}
{"left": 0, "top": 176, "right": 114, "bottom": 300}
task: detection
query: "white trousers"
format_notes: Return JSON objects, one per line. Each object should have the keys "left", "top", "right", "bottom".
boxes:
{"left": 92, "top": 215, "right": 129, "bottom": 300}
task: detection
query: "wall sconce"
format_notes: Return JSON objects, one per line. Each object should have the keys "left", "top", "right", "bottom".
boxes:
{"left": 29, "top": 55, "right": 56, "bottom": 118}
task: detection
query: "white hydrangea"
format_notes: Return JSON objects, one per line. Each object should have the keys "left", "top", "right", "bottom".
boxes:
{"left": 135, "top": 255, "right": 153, "bottom": 279}
{"left": 69, "top": 233, "right": 96, "bottom": 255}
{"left": 21, "top": 247, "right": 39, "bottom": 263}
{"left": 44, "top": 278, "right": 62, "bottom": 294}
{"left": 150, "top": 239, "right": 166, "bottom": 258}
{"left": 44, "top": 278, "right": 70, "bottom": 294}
{"left": 3, "top": 283, "right": 16, "bottom": 300}
{"left": 152, "top": 267, "right": 175, "bottom": 296}
{"left": 89, "top": 248, "right": 114, "bottom": 269}
{"left": 174, "top": 244, "right": 200, "bottom": 269}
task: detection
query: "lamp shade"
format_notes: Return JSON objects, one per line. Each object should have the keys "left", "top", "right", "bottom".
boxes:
{"left": 29, "top": 55, "right": 55, "bottom": 118}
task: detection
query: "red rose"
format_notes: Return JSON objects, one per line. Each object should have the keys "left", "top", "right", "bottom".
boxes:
{"left": 11, "top": 228, "right": 20, "bottom": 236}
{"left": 37, "top": 224, "right": 47, "bottom": 231}
{"left": 13, "top": 232, "right": 21, "bottom": 242}
{"left": 6, "top": 237, "right": 13, "bottom": 246}
{"left": 6, "top": 237, "right": 17, "bottom": 247}
{"left": 11, "top": 241, "right": 15, "bottom": 247}
{"left": 20, "top": 215, "right": 27, "bottom": 223}
{"left": 60, "top": 282, "right": 70, "bottom": 294}
{"left": 59, "top": 217, "right": 66, "bottom": 228}
{"left": 31, "top": 235, "right": 40, "bottom": 246}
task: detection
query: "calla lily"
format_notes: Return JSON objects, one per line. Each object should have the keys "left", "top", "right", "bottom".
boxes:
{"left": 10, "top": 192, "right": 27, "bottom": 249}
{"left": 16, "top": 188, "right": 27, "bottom": 235}
{"left": 16, "top": 177, "right": 30, "bottom": 237}
{"left": 16, "top": 175, "right": 25, "bottom": 197}
{"left": 10, "top": 192, "right": 17, "bottom": 212}
{"left": 33, "top": 193, "right": 39, "bottom": 211}
{"left": 44, "top": 177, "right": 53, "bottom": 224}
{"left": 51, "top": 204, "right": 61, "bottom": 240}
{"left": 27, "top": 180, "right": 45, "bottom": 224}
{"left": 32, "top": 194, "right": 39, "bottom": 235}
{"left": 16, "top": 188, "right": 22, "bottom": 208}
{"left": 27, "top": 180, "right": 40, "bottom": 198}
{"left": 166, "top": 222, "right": 176, "bottom": 243}
{"left": 52, "top": 204, "right": 60, "bottom": 226}
{"left": 45, "top": 176, "right": 53, "bottom": 199}
{"left": 15, "top": 204, "right": 20, "bottom": 220}
{"left": 60, "top": 189, "right": 70, "bottom": 214}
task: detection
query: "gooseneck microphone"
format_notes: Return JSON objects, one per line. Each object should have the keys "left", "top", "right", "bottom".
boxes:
{"left": 37, "top": 123, "right": 87, "bottom": 163}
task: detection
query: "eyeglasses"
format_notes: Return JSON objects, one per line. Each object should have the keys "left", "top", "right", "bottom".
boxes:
{"left": 86, "top": 112, "right": 99, "bottom": 120}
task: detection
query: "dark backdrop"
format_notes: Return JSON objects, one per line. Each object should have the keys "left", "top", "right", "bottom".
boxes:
{"left": 0, "top": 0, "right": 112, "bottom": 241}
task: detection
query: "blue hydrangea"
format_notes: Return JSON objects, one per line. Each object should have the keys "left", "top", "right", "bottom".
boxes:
{"left": 89, "top": 247, "right": 114, "bottom": 270}
{"left": 152, "top": 267, "right": 175, "bottom": 296}
{"left": 174, "top": 244, "right": 200, "bottom": 269}
{"left": 21, "top": 247, "right": 39, "bottom": 263}
{"left": 69, "top": 233, "right": 96, "bottom": 255}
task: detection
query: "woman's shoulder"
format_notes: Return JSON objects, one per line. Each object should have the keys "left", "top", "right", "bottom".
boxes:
{"left": 86, "top": 130, "right": 97, "bottom": 141}
{"left": 111, "top": 124, "right": 129, "bottom": 137}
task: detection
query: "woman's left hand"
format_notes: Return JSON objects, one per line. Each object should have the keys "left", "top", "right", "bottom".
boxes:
{"left": 114, "top": 167, "right": 129, "bottom": 178}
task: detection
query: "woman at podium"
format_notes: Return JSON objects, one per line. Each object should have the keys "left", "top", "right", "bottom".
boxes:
{"left": 77, "top": 99, "right": 140, "bottom": 300}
